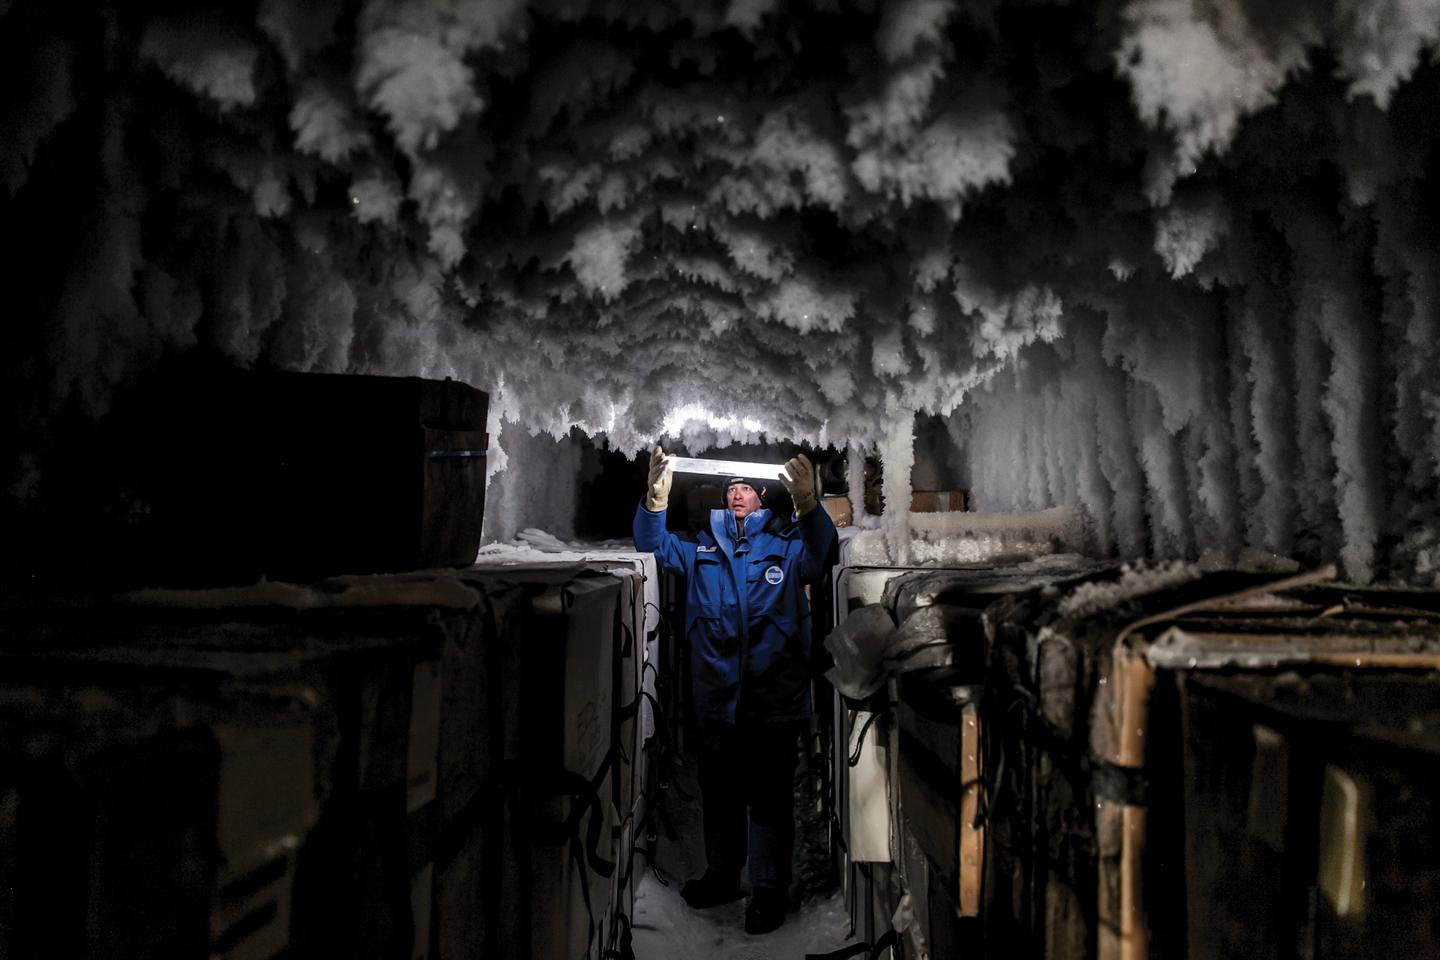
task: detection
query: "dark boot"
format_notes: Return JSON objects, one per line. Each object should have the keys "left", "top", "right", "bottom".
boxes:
{"left": 744, "top": 886, "right": 788, "bottom": 935}
{"left": 681, "top": 870, "right": 743, "bottom": 909}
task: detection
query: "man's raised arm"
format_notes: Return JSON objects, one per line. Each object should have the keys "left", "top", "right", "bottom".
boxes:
{"left": 633, "top": 445, "right": 694, "bottom": 574}
{"left": 781, "top": 453, "right": 837, "bottom": 583}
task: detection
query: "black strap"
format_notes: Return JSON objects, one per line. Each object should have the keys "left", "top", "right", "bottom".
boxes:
{"left": 642, "top": 601, "right": 668, "bottom": 644}
{"left": 618, "top": 612, "right": 635, "bottom": 658}
{"left": 569, "top": 829, "right": 599, "bottom": 953}
{"left": 805, "top": 928, "right": 900, "bottom": 960}
{"left": 435, "top": 760, "right": 523, "bottom": 870}
{"left": 625, "top": 738, "right": 682, "bottom": 856}
{"left": 615, "top": 692, "right": 644, "bottom": 766}
{"left": 547, "top": 761, "right": 618, "bottom": 878}
{"left": 830, "top": 809, "right": 849, "bottom": 857}
{"left": 1091, "top": 757, "right": 1149, "bottom": 806}
{"left": 613, "top": 690, "right": 660, "bottom": 764}
{"left": 535, "top": 757, "right": 619, "bottom": 956}
{"left": 611, "top": 596, "right": 627, "bottom": 821}
{"left": 602, "top": 909, "right": 635, "bottom": 960}
{"left": 847, "top": 710, "right": 882, "bottom": 767}
{"left": 794, "top": 743, "right": 831, "bottom": 789}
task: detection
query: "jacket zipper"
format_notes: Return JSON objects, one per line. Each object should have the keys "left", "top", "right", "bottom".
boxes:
{"left": 730, "top": 511, "right": 752, "bottom": 721}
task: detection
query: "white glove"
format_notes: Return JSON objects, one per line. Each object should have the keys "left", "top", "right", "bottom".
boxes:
{"left": 645, "top": 445, "right": 673, "bottom": 512}
{"left": 781, "top": 453, "right": 818, "bottom": 516}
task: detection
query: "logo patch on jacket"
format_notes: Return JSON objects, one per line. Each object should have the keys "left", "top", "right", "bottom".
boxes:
{"left": 764, "top": 565, "right": 784, "bottom": 585}
{"left": 698, "top": 545, "right": 718, "bottom": 553}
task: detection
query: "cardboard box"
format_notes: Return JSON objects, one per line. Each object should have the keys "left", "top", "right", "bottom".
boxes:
{"left": 211, "top": 720, "right": 317, "bottom": 959}
{"left": 0, "top": 679, "right": 322, "bottom": 960}
{"left": 910, "top": 490, "right": 967, "bottom": 513}
{"left": 437, "top": 580, "right": 528, "bottom": 824}
{"left": 529, "top": 575, "right": 619, "bottom": 960}
{"left": 0, "top": 712, "right": 219, "bottom": 958}
{"left": 0, "top": 583, "right": 466, "bottom": 960}
{"left": 429, "top": 762, "right": 526, "bottom": 960}
{"left": 463, "top": 564, "right": 625, "bottom": 960}
{"left": 603, "top": 566, "right": 646, "bottom": 823}
{"left": 822, "top": 494, "right": 854, "bottom": 527}
{"left": 211, "top": 850, "right": 299, "bottom": 960}
{"left": 597, "top": 814, "right": 637, "bottom": 960}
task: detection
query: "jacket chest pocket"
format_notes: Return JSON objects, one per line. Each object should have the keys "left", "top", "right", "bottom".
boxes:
{"left": 746, "top": 554, "right": 788, "bottom": 589}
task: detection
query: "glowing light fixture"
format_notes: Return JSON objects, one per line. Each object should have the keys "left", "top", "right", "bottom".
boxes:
{"left": 666, "top": 457, "right": 788, "bottom": 481}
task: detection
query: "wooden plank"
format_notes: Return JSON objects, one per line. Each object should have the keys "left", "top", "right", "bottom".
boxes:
{"left": 1146, "top": 628, "right": 1440, "bottom": 672}
{"left": 1311, "top": 652, "right": 1440, "bottom": 669}
{"left": 1097, "top": 649, "right": 1155, "bottom": 960}
{"left": 1115, "top": 650, "right": 1155, "bottom": 769}
{"left": 1113, "top": 565, "right": 1340, "bottom": 647}
{"left": 959, "top": 702, "right": 983, "bottom": 917}
{"left": 1120, "top": 805, "right": 1148, "bottom": 960}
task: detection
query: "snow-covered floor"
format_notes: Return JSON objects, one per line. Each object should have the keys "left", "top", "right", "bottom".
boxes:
{"left": 630, "top": 749, "right": 859, "bottom": 960}
{"left": 631, "top": 877, "right": 856, "bottom": 960}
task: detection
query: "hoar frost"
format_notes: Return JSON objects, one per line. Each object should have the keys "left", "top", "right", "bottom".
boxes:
{"left": 6, "top": 0, "right": 1440, "bottom": 582}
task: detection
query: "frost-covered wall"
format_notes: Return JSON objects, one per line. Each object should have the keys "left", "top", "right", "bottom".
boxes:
{"left": 3, "top": 0, "right": 1440, "bottom": 579}
{"left": 482, "top": 419, "right": 584, "bottom": 544}
{"left": 957, "top": 47, "right": 1440, "bottom": 585}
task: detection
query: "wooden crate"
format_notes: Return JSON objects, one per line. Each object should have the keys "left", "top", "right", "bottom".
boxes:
{"left": 128, "top": 366, "right": 489, "bottom": 584}
{"left": 1159, "top": 622, "right": 1440, "bottom": 959}
{"left": 0, "top": 669, "right": 322, "bottom": 959}
{"left": 896, "top": 681, "right": 984, "bottom": 919}
{"left": 823, "top": 494, "right": 855, "bottom": 528}
{"left": 460, "top": 564, "right": 628, "bottom": 960}
{"left": 980, "top": 564, "right": 1440, "bottom": 960}
{"left": 0, "top": 579, "right": 484, "bottom": 959}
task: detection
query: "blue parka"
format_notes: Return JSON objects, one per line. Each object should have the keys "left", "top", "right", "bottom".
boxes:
{"left": 634, "top": 503, "right": 838, "bottom": 724}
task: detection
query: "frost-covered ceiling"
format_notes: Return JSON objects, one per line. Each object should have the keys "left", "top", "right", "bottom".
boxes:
{"left": 5, "top": 0, "right": 1440, "bottom": 580}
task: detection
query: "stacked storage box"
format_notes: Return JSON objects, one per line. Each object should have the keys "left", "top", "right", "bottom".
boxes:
{"left": 385, "top": 571, "right": 531, "bottom": 960}
{"left": 0, "top": 676, "right": 310, "bottom": 960}
{"left": 585, "top": 556, "right": 656, "bottom": 960}
{"left": 520, "top": 570, "right": 618, "bottom": 960}
{"left": 980, "top": 564, "right": 1440, "bottom": 960}
{"left": 981, "top": 564, "right": 1273, "bottom": 959}
{"left": 880, "top": 562, "right": 1103, "bottom": 960}
{"left": 826, "top": 556, "right": 1104, "bottom": 956}
{"left": 0, "top": 370, "right": 675, "bottom": 958}
{"left": 1140, "top": 577, "right": 1440, "bottom": 960}
{"left": 461, "top": 554, "right": 658, "bottom": 960}
{"left": 0, "top": 561, "right": 650, "bottom": 960}
{"left": 0, "top": 580, "right": 465, "bottom": 959}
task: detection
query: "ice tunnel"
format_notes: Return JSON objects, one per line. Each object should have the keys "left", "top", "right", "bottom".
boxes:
{"left": 4, "top": 1, "right": 1440, "bottom": 958}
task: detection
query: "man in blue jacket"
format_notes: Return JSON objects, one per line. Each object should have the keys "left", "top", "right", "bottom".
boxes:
{"left": 633, "top": 446, "right": 838, "bottom": 935}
